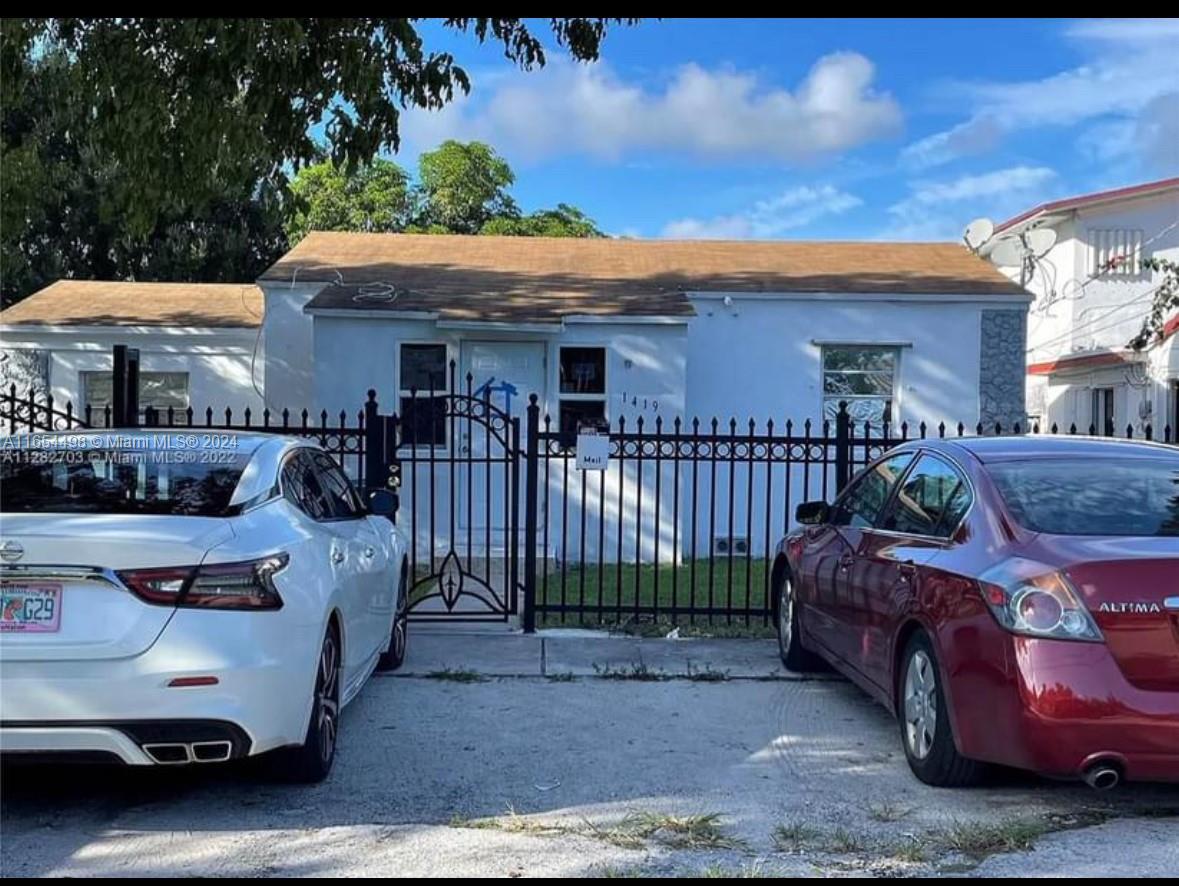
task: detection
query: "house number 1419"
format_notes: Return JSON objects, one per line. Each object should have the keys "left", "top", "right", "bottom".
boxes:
{"left": 618, "top": 392, "right": 659, "bottom": 412}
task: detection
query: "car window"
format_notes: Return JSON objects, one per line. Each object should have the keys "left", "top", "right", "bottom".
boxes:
{"left": 988, "top": 457, "right": 1179, "bottom": 537}
{"left": 0, "top": 447, "right": 250, "bottom": 517}
{"left": 880, "top": 453, "right": 971, "bottom": 538}
{"left": 281, "top": 450, "right": 333, "bottom": 521}
{"left": 312, "top": 452, "right": 363, "bottom": 520}
{"left": 831, "top": 453, "right": 914, "bottom": 529}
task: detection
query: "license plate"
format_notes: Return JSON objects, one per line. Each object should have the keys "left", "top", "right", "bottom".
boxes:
{"left": 0, "top": 582, "right": 63, "bottom": 633}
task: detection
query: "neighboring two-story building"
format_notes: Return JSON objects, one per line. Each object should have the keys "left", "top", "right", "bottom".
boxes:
{"left": 983, "top": 177, "right": 1179, "bottom": 437}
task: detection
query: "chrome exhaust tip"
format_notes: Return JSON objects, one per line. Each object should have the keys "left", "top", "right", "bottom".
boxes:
{"left": 1083, "top": 763, "right": 1121, "bottom": 791}
{"left": 190, "top": 740, "right": 233, "bottom": 763}
{"left": 142, "top": 742, "right": 192, "bottom": 765}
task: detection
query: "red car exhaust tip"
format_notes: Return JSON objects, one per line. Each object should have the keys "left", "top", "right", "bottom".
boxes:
{"left": 167, "top": 676, "right": 220, "bottom": 688}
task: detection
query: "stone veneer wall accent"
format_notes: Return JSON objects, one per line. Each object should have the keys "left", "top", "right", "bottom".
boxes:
{"left": 978, "top": 310, "right": 1028, "bottom": 429}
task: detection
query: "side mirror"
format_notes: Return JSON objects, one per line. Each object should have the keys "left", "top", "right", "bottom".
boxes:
{"left": 367, "top": 489, "right": 399, "bottom": 518}
{"left": 795, "top": 500, "right": 830, "bottom": 526}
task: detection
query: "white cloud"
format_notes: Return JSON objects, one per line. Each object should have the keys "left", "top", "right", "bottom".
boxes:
{"left": 1065, "top": 17, "right": 1179, "bottom": 43}
{"left": 900, "top": 18, "right": 1179, "bottom": 170}
{"left": 661, "top": 185, "right": 862, "bottom": 239}
{"left": 900, "top": 116, "right": 1003, "bottom": 170}
{"left": 402, "top": 53, "right": 901, "bottom": 163}
{"left": 884, "top": 166, "right": 1057, "bottom": 241}
{"left": 1135, "top": 93, "right": 1179, "bottom": 174}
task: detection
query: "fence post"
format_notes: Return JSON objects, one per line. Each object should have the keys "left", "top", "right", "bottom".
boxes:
{"left": 521, "top": 394, "right": 541, "bottom": 634}
{"left": 111, "top": 344, "right": 140, "bottom": 427}
{"left": 834, "top": 400, "right": 851, "bottom": 494}
{"left": 363, "top": 389, "right": 381, "bottom": 495}
{"left": 112, "top": 345, "right": 127, "bottom": 427}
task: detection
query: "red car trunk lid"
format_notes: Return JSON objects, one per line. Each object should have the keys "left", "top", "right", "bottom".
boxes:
{"left": 1056, "top": 539, "right": 1179, "bottom": 692}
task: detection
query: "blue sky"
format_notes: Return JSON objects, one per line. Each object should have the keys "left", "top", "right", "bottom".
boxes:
{"left": 396, "top": 18, "right": 1179, "bottom": 241}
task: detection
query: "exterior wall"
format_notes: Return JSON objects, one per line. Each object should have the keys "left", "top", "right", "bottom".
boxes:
{"left": 1020, "top": 216, "right": 1082, "bottom": 367}
{"left": 260, "top": 282, "right": 324, "bottom": 414}
{"left": 1009, "top": 188, "right": 1179, "bottom": 435}
{"left": 1068, "top": 193, "right": 1179, "bottom": 353}
{"left": 309, "top": 292, "right": 1030, "bottom": 565}
{"left": 0, "top": 326, "right": 263, "bottom": 418}
{"left": 309, "top": 312, "right": 689, "bottom": 560}
{"left": 309, "top": 313, "right": 688, "bottom": 423}
{"left": 1042, "top": 341, "right": 1178, "bottom": 438}
{"left": 683, "top": 293, "right": 1029, "bottom": 430}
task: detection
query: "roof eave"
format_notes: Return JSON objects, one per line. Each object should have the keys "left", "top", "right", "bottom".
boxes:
{"left": 994, "top": 176, "right": 1179, "bottom": 234}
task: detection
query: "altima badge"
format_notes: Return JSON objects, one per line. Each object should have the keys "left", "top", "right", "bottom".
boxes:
{"left": 0, "top": 540, "right": 24, "bottom": 562}
{"left": 1099, "top": 601, "right": 1163, "bottom": 614}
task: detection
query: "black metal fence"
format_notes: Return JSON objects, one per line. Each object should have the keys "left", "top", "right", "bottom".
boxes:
{"left": 4, "top": 380, "right": 1175, "bottom": 633}
{"left": 526, "top": 399, "right": 1176, "bottom": 631}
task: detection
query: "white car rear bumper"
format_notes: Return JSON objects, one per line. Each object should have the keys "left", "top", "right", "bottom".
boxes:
{"left": 0, "top": 609, "right": 322, "bottom": 761}
{"left": 0, "top": 725, "right": 154, "bottom": 765}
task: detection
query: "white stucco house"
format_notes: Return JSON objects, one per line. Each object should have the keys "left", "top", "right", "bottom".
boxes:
{"left": 257, "top": 232, "right": 1031, "bottom": 432}
{"left": 982, "top": 176, "right": 1179, "bottom": 437}
{"left": 1, "top": 235, "right": 1031, "bottom": 433}
{"left": 0, "top": 281, "right": 265, "bottom": 420}
{"left": 1, "top": 236, "right": 1030, "bottom": 566}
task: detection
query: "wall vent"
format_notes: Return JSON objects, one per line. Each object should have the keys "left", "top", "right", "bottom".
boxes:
{"left": 712, "top": 536, "right": 749, "bottom": 556}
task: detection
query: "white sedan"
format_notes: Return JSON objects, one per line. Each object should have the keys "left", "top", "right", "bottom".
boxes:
{"left": 0, "top": 431, "right": 409, "bottom": 782}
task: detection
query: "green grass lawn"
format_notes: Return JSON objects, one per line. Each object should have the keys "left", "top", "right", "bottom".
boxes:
{"left": 536, "top": 558, "right": 775, "bottom": 636}
{"left": 406, "top": 554, "right": 778, "bottom": 637}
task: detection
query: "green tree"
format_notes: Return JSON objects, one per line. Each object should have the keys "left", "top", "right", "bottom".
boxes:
{"left": 286, "top": 143, "right": 605, "bottom": 241}
{"left": 1, "top": 19, "right": 636, "bottom": 236}
{"left": 286, "top": 158, "right": 412, "bottom": 243}
{"left": 480, "top": 203, "right": 604, "bottom": 238}
{"left": 1, "top": 48, "right": 287, "bottom": 304}
{"left": 1130, "top": 257, "right": 1179, "bottom": 351}
{"left": 412, "top": 140, "right": 517, "bottom": 234}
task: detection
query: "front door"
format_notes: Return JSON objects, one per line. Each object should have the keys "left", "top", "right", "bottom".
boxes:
{"left": 458, "top": 341, "right": 545, "bottom": 534}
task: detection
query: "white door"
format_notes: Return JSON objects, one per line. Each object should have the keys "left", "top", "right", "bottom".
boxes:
{"left": 458, "top": 341, "right": 545, "bottom": 535}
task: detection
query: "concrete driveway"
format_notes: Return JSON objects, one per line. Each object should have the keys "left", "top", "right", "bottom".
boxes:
{"left": 2, "top": 629, "right": 1177, "bottom": 877}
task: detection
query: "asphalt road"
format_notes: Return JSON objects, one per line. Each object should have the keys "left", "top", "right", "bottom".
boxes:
{"left": 2, "top": 633, "right": 1177, "bottom": 877}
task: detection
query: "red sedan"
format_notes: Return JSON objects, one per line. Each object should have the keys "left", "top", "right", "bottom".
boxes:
{"left": 773, "top": 436, "right": 1179, "bottom": 789}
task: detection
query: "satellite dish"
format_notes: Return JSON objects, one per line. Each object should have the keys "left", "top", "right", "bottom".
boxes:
{"left": 988, "top": 237, "right": 1026, "bottom": 267}
{"left": 1023, "top": 227, "right": 1057, "bottom": 258}
{"left": 963, "top": 218, "right": 995, "bottom": 251}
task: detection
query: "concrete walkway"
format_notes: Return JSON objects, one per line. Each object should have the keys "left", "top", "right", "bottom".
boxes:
{"left": 401, "top": 626, "right": 803, "bottom": 680}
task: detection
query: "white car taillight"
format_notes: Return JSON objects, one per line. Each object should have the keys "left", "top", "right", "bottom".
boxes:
{"left": 978, "top": 558, "right": 1102, "bottom": 642}
{"left": 118, "top": 554, "right": 288, "bottom": 610}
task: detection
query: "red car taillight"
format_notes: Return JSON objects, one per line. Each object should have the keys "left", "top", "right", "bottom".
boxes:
{"left": 977, "top": 557, "right": 1102, "bottom": 643}
{"left": 117, "top": 567, "right": 191, "bottom": 605}
{"left": 118, "top": 554, "right": 288, "bottom": 610}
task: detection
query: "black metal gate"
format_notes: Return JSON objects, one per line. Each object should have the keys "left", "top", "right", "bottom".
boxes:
{"left": 365, "top": 369, "right": 524, "bottom": 623}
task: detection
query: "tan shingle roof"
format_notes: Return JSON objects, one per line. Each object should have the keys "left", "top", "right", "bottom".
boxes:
{"left": 268, "top": 232, "right": 1028, "bottom": 323}
{"left": 0, "top": 281, "right": 263, "bottom": 328}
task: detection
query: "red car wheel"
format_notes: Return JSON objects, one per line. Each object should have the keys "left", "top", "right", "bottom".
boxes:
{"left": 899, "top": 631, "right": 986, "bottom": 787}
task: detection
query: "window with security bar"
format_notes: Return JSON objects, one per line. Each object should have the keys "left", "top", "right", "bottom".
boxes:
{"left": 558, "top": 346, "right": 607, "bottom": 439}
{"left": 398, "top": 343, "right": 448, "bottom": 447}
{"left": 821, "top": 345, "right": 899, "bottom": 427}
{"left": 81, "top": 371, "right": 189, "bottom": 413}
{"left": 1088, "top": 228, "right": 1146, "bottom": 278}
